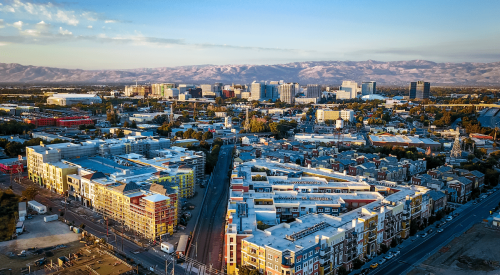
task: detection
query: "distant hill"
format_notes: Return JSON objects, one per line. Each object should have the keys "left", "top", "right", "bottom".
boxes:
{"left": 1, "top": 60, "right": 499, "bottom": 85}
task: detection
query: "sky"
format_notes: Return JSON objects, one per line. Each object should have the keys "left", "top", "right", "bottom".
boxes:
{"left": 0, "top": 0, "right": 499, "bottom": 69}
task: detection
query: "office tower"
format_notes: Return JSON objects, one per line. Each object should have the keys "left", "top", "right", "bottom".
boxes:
{"left": 268, "top": 81, "right": 281, "bottom": 100}
{"left": 201, "top": 83, "right": 222, "bottom": 98}
{"left": 279, "top": 83, "right": 298, "bottom": 104}
{"left": 306, "top": 84, "right": 321, "bottom": 98}
{"left": 361, "top": 81, "right": 376, "bottom": 95}
{"left": 250, "top": 81, "right": 266, "bottom": 101}
{"left": 340, "top": 81, "right": 359, "bottom": 99}
{"left": 164, "top": 88, "right": 179, "bottom": 99}
{"left": 409, "top": 81, "right": 430, "bottom": 99}
{"left": 124, "top": 85, "right": 151, "bottom": 97}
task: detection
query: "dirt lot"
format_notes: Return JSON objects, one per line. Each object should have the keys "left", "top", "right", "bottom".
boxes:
{"left": 0, "top": 215, "right": 80, "bottom": 253}
{"left": 408, "top": 224, "right": 500, "bottom": 275}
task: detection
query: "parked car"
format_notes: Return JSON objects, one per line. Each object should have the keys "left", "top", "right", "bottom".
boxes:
{"left": 446, "top": 216, "right": 453, "bottom": 221}
{"left": 421, "top": 233, "right": 428, "bottom": 238}
{"left": 392, "top": 251, "right": 400, "bottom": 256}
{"left": 428, "top": 229, "right": 434, "bottom": 234}
{"left": 437, "top": 229, "right": 444, "bottom": 233}
{"left": 378, "top": 259, "right": 387, "bottom": 265}
{"left": 370, "top": 263, "right": 379, "bottom": 269}
{"left": 384, "top": 254, "right": 394, "bottom": 260}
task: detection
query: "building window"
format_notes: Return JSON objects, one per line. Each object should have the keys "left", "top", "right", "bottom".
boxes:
{"left": 297, "top": 257, "right": 301, "bottom": 263}
{"left": 230, "top": 237, "right": 234, "bottom": 243}
{"left": 268, "top": 255, "right": 273, "bottom": 260}
{"left": 318, "top": 208, "right": 323, "bottom": 212}
{"left": 325, "top": 208, "right": 330, "bottom": 212}
{"left": 309, "top": 251, "right": 313, "bottom": 257}
{"left": 314, "top": 264, "right": 318, "bottom": 269}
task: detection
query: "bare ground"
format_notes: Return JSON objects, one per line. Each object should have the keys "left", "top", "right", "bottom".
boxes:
{"left": 408, "top": 224, "right": 500, "bottom": 275}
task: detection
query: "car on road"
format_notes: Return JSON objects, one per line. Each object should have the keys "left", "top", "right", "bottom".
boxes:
{"left": 428, "top": 229, "right": 434, "bottom": 234}
{"left": 393, "top": 251, "right": 400, "bottom": 256}
{"left": 437, "top": 229, "right": 444, "bottom": 233}
{"left": 421, "top": 233, "right": 428, "bottom": 238}
{"left": 378, "top": 259, "right": 387, "bottom": 265}
{"left": 384, "top": 254, "right": 394, "bottom": 260}
{"left": 446, "top": 216, "right": 453, "bottom": 221}
{"left": 473, "top": 201, "right": 478, "bottom": 205}
{"left": 370, "top": 263, "right": 378, "bottom": 269}
{"left": 453, "top": 213, "right": 459, "bottom": 217}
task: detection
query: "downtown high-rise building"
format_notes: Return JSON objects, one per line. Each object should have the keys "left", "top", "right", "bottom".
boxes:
{"left": 361, "top": 81, "right": 376, "bottom": 95}
{"left": 409, "top": 81, "right": 430, "bottom": 99}
{"left": 279, "top": 83, "right": 298, "bottom": 104}
{"left": 250, "top": 81, "right": 266, "bottom": 101}
{"left": 306, "top": 84, "right": 321, "bottom": 98}
{"left": 151, "top": 83, "right": 175, "bottom": 97}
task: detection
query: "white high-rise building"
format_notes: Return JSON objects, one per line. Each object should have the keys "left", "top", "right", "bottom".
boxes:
{"left": 164, "top": 88, "right": 179, "bottom": 99}
{"left": 362, "top": 81, "right": 376, "bottom": 95}
{"left": 201, "top": 83, "right": 222, "bottom": 98}
{"left": 279, "top": 83, "right": 298, "bottom": 104}
{"left": 250, "top": 81, "right": 266, "bottom": 101}
{"left": 339, "top": 81, "right": 360, "bottom": 99}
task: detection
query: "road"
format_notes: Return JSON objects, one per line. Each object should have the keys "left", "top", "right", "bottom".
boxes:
{"left": 363, "top": 188, "right": 500, "bottom": 275}
{"left": 192, "top": 145, "right": 233, "bottom": 271}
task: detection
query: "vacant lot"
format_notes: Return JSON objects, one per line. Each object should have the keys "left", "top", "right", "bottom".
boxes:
{"left": 0, "top": 215, "right": 80, "bottom": 253}
{"left": 409, "top": 224, "right": 500, "bottom": 275}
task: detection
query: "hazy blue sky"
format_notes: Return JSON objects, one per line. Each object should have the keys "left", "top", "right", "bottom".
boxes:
{"left": 0, "top": 0, "right": 499, "bottom": 69}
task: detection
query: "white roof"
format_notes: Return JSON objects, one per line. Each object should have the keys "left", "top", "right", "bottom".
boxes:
{"left": 143, "top": 194, "right": 168, "bottom": 202}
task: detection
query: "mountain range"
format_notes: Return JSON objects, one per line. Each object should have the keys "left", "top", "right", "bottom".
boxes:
{"left": 1, "top": 60, "right": 500, "bottom": 85}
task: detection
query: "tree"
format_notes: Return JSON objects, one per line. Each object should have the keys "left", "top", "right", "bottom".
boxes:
{"left": 22, "top": 186, "right": 38, "bottom": 201}
{"left": 80, "top": 223, "right": 86, "bottom": 230}
{"left": 337, "top": 266, "right": 349, "bottom": 275}
{"left": 123, "top": 121, "right": 130, "bottom": 128}
{"left": 390, "top": 237, "right": 398, "bottom": 248}
{"left": 116, "top": 129, "right": 125, "bottom": 138}
{"left": 353, "top": 258, "right": 364, "bottom": 269}
{"left": 106, "top": 111, "right": 120, "bottom": 125}
{"left": 380, "top": 243, "right": 389, "bottom": 253}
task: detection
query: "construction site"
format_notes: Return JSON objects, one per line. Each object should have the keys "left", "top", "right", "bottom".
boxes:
{"left": 409, "top": 223, "right": 500, "bottom": 275}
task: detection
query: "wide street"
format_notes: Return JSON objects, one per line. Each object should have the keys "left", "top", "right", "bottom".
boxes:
{"left": 192, "top": 145, "right": 233, "bottom": 271}
{"left": 360, "top": 187, "right": 500, "bottom": 275}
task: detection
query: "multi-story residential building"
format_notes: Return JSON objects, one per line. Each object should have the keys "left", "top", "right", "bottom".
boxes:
{"left": 224, "top": 159, "right": 432, "bottom": 275}
{"left": 279, "top": 83, "right": 298, "bottom": 104}
{"left": 409, "top": 81, "right": 430, "bottom": 99}
{"left": 361, "top": 81, "right": 376, "bottom": 95}
{"left": 93, "top": 179, "right": 179, "bottom": 239}
{"left": 26, "top": 138, "right": 179, "bottom": 194}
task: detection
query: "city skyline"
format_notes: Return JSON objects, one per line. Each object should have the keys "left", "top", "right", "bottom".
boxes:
{"left": 1, "top": 0, "right": 500, "bottom": 69}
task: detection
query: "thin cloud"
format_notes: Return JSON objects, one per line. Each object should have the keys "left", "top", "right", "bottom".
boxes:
{"left": 0, "top": 19, "right": 4, "bottom": 28}
{"left": 87, "top": 25, "right": 92, "bottom": 29}
{"left": 0, "top": 26, "right": 305, "bottom": 53}
{"left": 105, "top": 20, "right": 117, "bottom": 24}
{"left": 0, "top": 0, "right": 123, "bottom": 26}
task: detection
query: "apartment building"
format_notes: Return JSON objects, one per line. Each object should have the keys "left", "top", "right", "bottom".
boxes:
{"left": 93, "top": 180, "right": 179, "bottom": 238}
{"left": 224, "top": 159, "right": 431, "bottom": 275}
